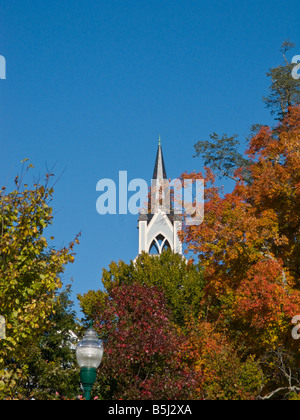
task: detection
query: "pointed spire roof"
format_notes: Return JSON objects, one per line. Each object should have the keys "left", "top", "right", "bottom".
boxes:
{"left": 153, "top": 136, "right": 167, "bottom": 180}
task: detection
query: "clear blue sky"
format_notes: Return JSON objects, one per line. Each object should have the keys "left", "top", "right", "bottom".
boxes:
{"left": 1, "top": 0, "right": 300, "bottom": 315}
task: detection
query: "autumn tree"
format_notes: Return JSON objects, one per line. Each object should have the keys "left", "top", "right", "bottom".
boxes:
{"left": 182, "top": 44, "right": 300, "bottom": 399}
{"left": 181, "top": 319, "right": 264, "bottom": 400}
{"left": 79, "top": 250, "right": 205, "bottom": 329}
{"left": 180, "top": 105, "right": 300, "bottom": 399}
{"left": 78, "top": 251, "right": 206, "bottom": 399}
{"left": 81, "top": 281, "right": 196, "bottom": 400}
{"left": 0, "top": 163, "right": 79, "bottom": 399}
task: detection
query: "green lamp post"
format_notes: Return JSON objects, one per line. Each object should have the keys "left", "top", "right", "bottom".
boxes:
{"left": 76, "top": 323, "right": 104, "bottom": 400}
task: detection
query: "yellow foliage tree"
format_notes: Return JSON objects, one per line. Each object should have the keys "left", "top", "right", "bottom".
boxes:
{"left": 0, "top": 164, "right": 78, "bottom": 399}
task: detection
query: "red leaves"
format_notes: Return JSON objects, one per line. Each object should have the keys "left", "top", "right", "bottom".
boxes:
{"left": 233, "top": 260, "right": 300, "bottom": 331}
{"left": 180, "top": 105, "right": 300, "bottom": 354}
{"left": 93, "top": 283, "right": 195, "bottom": 400}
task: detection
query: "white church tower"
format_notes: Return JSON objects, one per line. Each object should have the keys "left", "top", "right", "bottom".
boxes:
{"left": 137, "top": 138, "right": 182, "bottom": 256}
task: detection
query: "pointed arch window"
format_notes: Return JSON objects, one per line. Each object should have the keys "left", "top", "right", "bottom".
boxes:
{"left": 149, "top": 234, "right": 171, "bottom": 254}
{"left": 162, "top": 240, "right": 171, "bottom": 252}
{"left": 149, "top": 240, "right": 160, "bottom": 255}
{"left": 156, "top": 234, "right": 165, "bottom": 247}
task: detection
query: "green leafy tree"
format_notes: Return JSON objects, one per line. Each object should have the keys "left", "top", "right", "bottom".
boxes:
{"left": 24, "top": 285, "right": 81, "bottom": 400}
{"left": 193, "top": 132, "right": 251, "bottom": 182}
{"left": 79, "top": 250, "right": 205, "bottom": 329}
{"left": 263, "top": 40, "right": 300, "bottom": 120}
{"left": 0, "top": 163, "right": 79, "bottom": 399}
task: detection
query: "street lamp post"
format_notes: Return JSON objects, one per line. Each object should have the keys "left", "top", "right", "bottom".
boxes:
{"left": 76, "top": 322, "right": 104, "bottom": 400}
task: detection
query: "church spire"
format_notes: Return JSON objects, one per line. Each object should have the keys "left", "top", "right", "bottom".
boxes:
{"left": 153, "top": 136, "right": 167, "bottom": 180}
{"left": 136, "top": 138, "right": 183, "bottom": 257}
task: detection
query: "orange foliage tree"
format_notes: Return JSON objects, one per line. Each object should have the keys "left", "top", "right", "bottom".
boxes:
{"left": 180, "top": 106, "right": 300, "bottom": 399}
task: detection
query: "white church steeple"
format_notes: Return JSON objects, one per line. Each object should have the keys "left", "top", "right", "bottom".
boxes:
{"left": 137, "top": 138, "right": 182, "bottom": 256}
